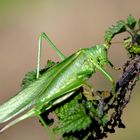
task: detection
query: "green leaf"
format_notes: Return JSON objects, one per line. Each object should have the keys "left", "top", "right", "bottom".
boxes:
{"left": 54, "top": 94, "right": 82, "bottom": 118}
{"left": 127, "top": 15, "right": 137, "bottom": 29}
{"left": 128, "top": 45, "right": 140, "bottom": 54}
{"left": 44, "top": 59, "right": 56, "bottom": 69}
{"left": 21, "top": 70, "right": 37, "bottom": 89}
{"left": 105, "top": 20, "right": 126, "bottom": 43}
{"left": 54, "top": 94, "right": 91, "bottom": 134}
{"left": 54, "top": 110, "right": 91, "bottom": 134}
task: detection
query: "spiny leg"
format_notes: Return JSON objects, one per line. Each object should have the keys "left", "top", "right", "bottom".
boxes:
{"left": 36, "top": 33, "right": 65, "bottom": 139}
{"left": 36, "top": 32, "right": 66, "bottom": 79}
{"left": 92, "top": 62, "right": 116, "bottom": 95}
{"left": 37, "top": 114, "right": 56, "bottom": 140}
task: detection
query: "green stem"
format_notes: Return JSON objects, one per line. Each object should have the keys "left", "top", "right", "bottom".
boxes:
{"left": 37, "top": 114, "right": 56, "bottom": 140}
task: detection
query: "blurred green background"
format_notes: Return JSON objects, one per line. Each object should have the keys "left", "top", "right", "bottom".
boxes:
{"left": 0, "top": 0, "right": 140, "bottom": 140}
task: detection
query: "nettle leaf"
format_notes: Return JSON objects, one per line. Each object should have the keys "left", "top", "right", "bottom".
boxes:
{"left": 54, "top": 110, "right": 91, "bottom": 134}
{"left": 54, "top": 94, "right": 91, "bottom": 134}
{"left": 21, "top": 70, "right": 37, "bottom": 89}
{"left": 54, "top": 94, "right": 82, "bottom": 119}
{"left": 44, "top": 59, "right": 56, "bottom": 69}
{"left": 21, "top": 60, "right": 56, "bottom": 89}
{"left": 105, "top": 20, "right": 126, "bottom": 43}
{"left": 127, "top": 15, "right": 137, "bottom": 29}
{"left": 128, "top": 45, "right": 140, "bottom": 54}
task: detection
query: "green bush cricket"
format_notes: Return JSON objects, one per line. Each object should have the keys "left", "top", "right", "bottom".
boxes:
{"left": 0, "top": 32, "right": 116, "bottom": 135}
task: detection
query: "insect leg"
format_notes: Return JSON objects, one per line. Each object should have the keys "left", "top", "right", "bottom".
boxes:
{"left": 93, "top": 62, "right": 115, "bottom": 95}
{"left": 37, "top": 114, "right": 56, "bottom": 140}
{"left": 36, "top": 32, "right": 66, "bottom": 79}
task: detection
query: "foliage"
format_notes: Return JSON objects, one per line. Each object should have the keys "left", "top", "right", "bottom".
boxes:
{"left": 54, "top": 93, "right": 92, "bottom": 134}
{"left": 105, "top": 20, "right": 126, "bottom": 43}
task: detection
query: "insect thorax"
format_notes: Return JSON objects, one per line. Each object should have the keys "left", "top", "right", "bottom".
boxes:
{"left": 87, "top": 44, "right": 109, "bottom": 67}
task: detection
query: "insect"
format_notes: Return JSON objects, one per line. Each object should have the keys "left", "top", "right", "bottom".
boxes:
{"left": 0, "top": 32, "right": 116, "bottom": 134}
